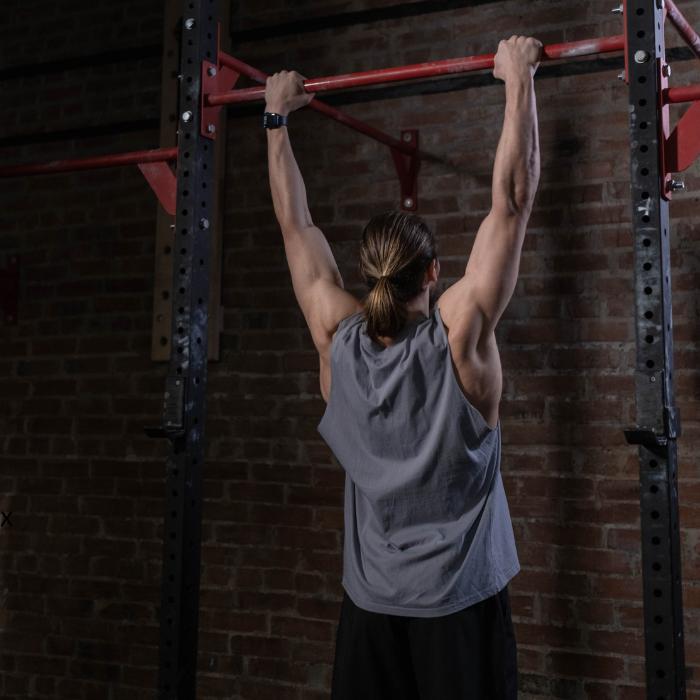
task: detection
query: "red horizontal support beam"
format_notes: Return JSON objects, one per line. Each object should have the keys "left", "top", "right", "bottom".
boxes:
{"left": 666, "top": 84, "right": 700, "bottom": 103}
{"left": 0, "top": 147, "right": 178, "bottom": 178}
{"left": 665, "top": 0, "right": 700, "bottom": 60}
{"left": 210, "top": 34, "right": 626, "bottom": 105}
{"left": 218, "top": 53, "right": 416, "bottom": 156}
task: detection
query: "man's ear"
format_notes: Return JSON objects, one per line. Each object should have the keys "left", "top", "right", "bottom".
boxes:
{"left": 424, "top": 258, "right": 439, "bottom": 288}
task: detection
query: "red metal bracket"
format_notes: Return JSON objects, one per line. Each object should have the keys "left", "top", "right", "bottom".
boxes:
{"left": 138, "top": 161, "right": 177, "bottom": 215}
{"left": 658, "top": 57, "right": 674, "bottom": 200}
{"left": 201, "top": 24, "right": 240, "bottom": 140}
{"left": 0, "top": 255, "right": 19, "bottom": 325}
{"left": 391, "top": 130, "right": 420, "bottom": 211}
{"left": 201, "top": 60, "right": 240, "bottom": 140}
{"left": 665, "top": 100, "right": 700, "bottom": 175}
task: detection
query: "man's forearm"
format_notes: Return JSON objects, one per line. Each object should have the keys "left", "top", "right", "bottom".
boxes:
{"left": 491, "top": 73, "right": 540, "bottom": 216}
{"left": 267, "top": 127, "right": 313, "bottom": 232}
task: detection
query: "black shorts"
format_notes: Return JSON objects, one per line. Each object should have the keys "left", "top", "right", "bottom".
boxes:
{"left": 331, "top": 585, "right": 518, "bottom": 700}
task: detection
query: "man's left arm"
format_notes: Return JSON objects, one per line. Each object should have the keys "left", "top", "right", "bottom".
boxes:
{"left": 265, "top": 71, "right": 363, "bottom": 354}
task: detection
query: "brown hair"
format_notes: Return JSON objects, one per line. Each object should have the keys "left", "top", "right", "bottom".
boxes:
{"left": 359, "top": 210, "right": 437, "bottom": 346}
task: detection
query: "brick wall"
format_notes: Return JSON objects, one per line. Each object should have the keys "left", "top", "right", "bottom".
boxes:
{"left": 1, "top": 0, "right": 699, "bottom": 698}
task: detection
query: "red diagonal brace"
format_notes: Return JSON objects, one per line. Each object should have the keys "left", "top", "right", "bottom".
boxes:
{"left": 665, "top": 0, "right": 700, "bottom": 60}
{"left": 138, "top": 161, "right": 177, "bottom": 215}
{"left": 391, "top": 130, "right": 420, "bottom": 212}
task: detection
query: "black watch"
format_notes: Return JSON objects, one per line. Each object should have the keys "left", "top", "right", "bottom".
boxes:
{"left": 263, "top": 112, "right": 288, "bottom": 129}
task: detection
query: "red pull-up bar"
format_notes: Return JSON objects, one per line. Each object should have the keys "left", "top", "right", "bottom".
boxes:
{"left": 218, "top": 53, "right": 418, "bottom": 156}
{"left": 208, "top": 35, "right": 627, "bottom": 106}
{"left": 667, "top": 83, "right": 700, "bottom": 103}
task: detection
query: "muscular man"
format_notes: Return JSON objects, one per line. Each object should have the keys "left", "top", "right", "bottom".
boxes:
{"left": 264, "top": 35, "right": 541, "bottom": 700}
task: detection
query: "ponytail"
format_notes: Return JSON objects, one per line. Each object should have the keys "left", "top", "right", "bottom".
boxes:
{"left": 359, "top": 211, "right": 437, "bottom": 346}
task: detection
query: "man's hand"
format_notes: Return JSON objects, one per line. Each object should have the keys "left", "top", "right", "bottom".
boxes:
{"left": 493, "top": 36, "right": 543, "bottom": 82}
{"left": 265, "top": 70, "right": 315, "bottom": 117}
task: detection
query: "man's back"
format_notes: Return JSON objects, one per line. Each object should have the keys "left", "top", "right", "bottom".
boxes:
{"left": 317, "top": 306, "right": 519, "bottom": 617}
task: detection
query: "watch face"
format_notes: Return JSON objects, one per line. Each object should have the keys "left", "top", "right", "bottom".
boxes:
{"left": 264, "top": 112, "right": 286, "bottom": 128}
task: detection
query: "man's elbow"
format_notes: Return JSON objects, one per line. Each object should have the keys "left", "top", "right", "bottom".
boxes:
{"left": 512, "top": 169, "right": 540, "bottom": 215}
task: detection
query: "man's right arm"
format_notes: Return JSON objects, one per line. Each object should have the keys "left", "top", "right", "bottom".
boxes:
{"left": 439, "top": 36, "right": 542, "bottom": 353}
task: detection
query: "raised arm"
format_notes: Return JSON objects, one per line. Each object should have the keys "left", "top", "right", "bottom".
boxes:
{"left": 265, "top": 71, "right": 362, "bottom": 354}
{"left": 439, "top": 36, "right": 541, "bottom": 350}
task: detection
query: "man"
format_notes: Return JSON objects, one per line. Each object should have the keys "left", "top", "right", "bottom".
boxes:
{"left": 264, "top": 35, "right": 541, "bottom": 700}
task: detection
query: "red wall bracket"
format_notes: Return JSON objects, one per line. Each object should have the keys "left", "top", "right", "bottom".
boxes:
{"left": 665, "top": 100, "right": 700, "bottom": 176}
{"left": 391, "top": 130, "right": 420, "bottom": 211}
{"left": 0, "top": 255, "right": 19, "bottom": 325}
{"left": 201, "top": 60, "right": 240, "bottom": 140}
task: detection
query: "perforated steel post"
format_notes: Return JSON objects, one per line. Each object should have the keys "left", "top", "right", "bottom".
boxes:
{"left": 157, "top": 1, "right": 218, "bottom": 696}
{"left": 623, "top": 0, "right": 687, "bottom": 697}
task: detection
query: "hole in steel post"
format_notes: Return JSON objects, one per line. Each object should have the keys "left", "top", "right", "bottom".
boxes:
{"left": 639, "top": 76, "right": 647, "bottom": 84}
{"left": 640, "top": 122, "right": 648, "bottom": 129}
{"left": 641, "top": 167, "right": 649, "bottom": 175}
{"left": 645, "top": 335, "right": 654, "bottom": 343}
{"left": 652, "top": 562, "right": 661, "bottom": 571}
{"left": 644, "top": 310, "right": 653, "bottom": 318}
{"left": 637, "top": 30, "right": 645, "bottom": 37}
{"left": 642, "top": 215, "right": 650, "bottom": 223}
{"left": 656, "top": 669, "right": 665, "bottom": 679}
{"left": 636, "top": 7, "right": 644, "bottom": 13}
{"left": 650, "top": 460, "right": 658, "bottom": 468}
{"left": 642, "top": 191, "right": 649, "bottom": 198}
{"left": 644, "top": 287, "right": 653, "bottom": 295}
{"left": 651, "top": 511, "right": 660, "bottom": 519}
{"left": 647, "top": 360, "right": 655, "bottom": 368}
{"left": 652, "top": 536, "right": 660, "bottom": 544}
{"left": 654, "top": 615, "right": 663, "bottom": 623}
{"left": 653, "top": 588, "right": 662, "bottom": 597}
{"left": 639, "top": 99, "right": 647, "bottom": 106}
{"left": 650, "top": 484, "right": 659, "bottom": 493}
{"left": 655, "top": 642, "right": 665, "bottom": 651}
{"left": 641, "top": 144, "right": 648, "bottom": 152}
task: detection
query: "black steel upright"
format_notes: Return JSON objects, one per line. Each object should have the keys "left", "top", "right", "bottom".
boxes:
{"left": 623, "top": 0, "right": 686, "bottom": 697}
{"left": 155, "top": 1, "right": 218, "bottom": 696}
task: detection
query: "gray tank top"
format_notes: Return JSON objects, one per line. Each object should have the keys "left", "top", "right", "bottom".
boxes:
{"left": 317, "top": 304, "right": 520, "bottom": 617}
